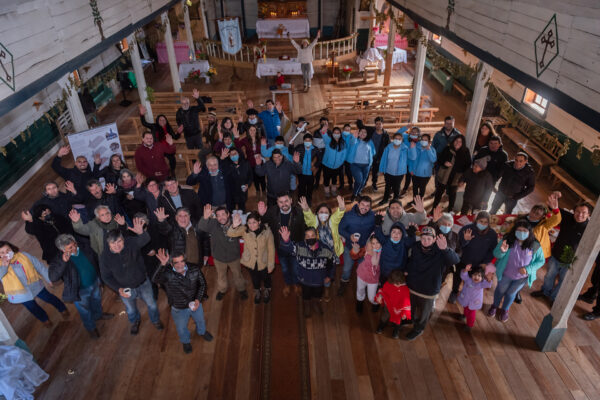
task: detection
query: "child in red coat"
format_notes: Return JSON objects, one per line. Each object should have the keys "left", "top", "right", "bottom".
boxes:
{"left": 374, "top": 269, "right": 411, "bottom": 339}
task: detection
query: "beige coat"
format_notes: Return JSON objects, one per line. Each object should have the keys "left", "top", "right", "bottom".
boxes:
{"left": 227, "top": 225, "right": 275, "bottom": 272}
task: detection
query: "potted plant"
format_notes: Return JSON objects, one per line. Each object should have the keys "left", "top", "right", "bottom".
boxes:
{"left": 341, "top": 65, "right": 353, "bottom": 81}
{"left": 187, "top": 70, "right": 205, "bottom": 84}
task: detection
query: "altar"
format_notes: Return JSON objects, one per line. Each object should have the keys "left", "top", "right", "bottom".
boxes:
{"left": 256, "top": 58, "right": 313, "bottom": 79}
{"left": 256, "top": 18, "right": 310, "bottom": 39}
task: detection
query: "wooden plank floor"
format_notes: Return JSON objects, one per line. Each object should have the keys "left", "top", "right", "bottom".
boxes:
{"left": 0, "top": 61, "right": 597, "bottom": 399}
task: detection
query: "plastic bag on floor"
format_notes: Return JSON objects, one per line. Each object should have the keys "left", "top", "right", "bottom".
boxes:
{"left": 0, "top": 345, "right": 49, "bottom": 400}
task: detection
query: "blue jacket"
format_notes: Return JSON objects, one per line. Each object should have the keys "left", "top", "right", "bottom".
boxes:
{"left": 258, "top": 110, "right": 281, "bottom": 140}
{"left": 280, "top": 240, "right": 336, "bottom": 286}
{"left": 321, "top": 133, "right": 348, "bottom": 169}
{"left": 346, "top": 136, "right": 377, "bottom": 167}
{"left": 432, "top": 127, "right": 460, "bottom": 155}
{"left": 374, "top": 223, "right": 416, "bottom": 278}
{"left": 261, "top": 144, "right": 292, "bottom": 161}
{"left": 292, "top": 144, "right": 318, "bottom": 176}
{"left": 408, "top": 145, "right": 437, "bottom": 177}
{"left": 458, "top": 223, "right": 498, "bottom": 266}
{"left": 338, "top": 204, "right": 375, "bottom": 248}
{"left": 493, "top": 240, "right": 545, "bottom": 287}
{"left": 342, "top": 132, "right": 355, "bottom": 162}
{"left": 378, "top": 143, "right": 409, "bottom": 176}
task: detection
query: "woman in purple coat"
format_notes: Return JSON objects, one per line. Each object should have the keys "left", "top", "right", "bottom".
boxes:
{"left": 457, "top": 264, "right": 493, "bottom": 331}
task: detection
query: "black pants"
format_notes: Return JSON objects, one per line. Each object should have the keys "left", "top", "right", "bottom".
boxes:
{"left": 314, "top": 151, "right": 324, "bottom": 186}
{"left": 461, "top": 199, "right": 484, "bottom": 215}
{"left": 301, "top": 284, "right": 324, "bottom": 300}
{"left": 382, "top": 173, "right": 404, "bottom": 202}
{"left": 249, "top": 268, "right": 272, "bottom": 289}
{"left": 371, "top": 161, "right": 381, "bottom": 187}
{"left": 166, "top": 153, "right": 177, "bottom": 175}
{"left": 252, "top": 168, "right": 266, "bottom": 192}
{"left": 401, "top": 173, "right": 412, "bottom": 193}
{"left": 412, "top": 176, "right": 430, "bottom": 198}
{"left": 343, "top": 162, "right": 354, "bottom": 188}
{"left": 409, "top": 293, "right": 435, "bottom": 333}
{"left": 185, "top": 134, "right": 204, "bottom": 149}
{"left": 298, "top": 174, "right": 314, "bottom": 204}
{"left": 232, "top": 193, "right": 247, "bottom": 212}
{"left": 379, "top": 306, "right": 391, "bottom": 323}
{"left": 450, "top": 262, "right": 465, "bottom": 295}
{"left": 323, "top": 165, "right": 343, "bottom": 187}
{"left": 490, "top": 192, "right": 518, "bottom": 214}
{"left": 432, "top": 182, "right": 458, "bottom": 211}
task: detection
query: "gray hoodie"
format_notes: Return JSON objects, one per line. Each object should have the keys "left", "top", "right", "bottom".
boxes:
{"left": 381, "top": 209, "right": 428, "bottom": 235}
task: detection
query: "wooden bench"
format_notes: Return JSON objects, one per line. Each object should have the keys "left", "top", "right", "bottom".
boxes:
{"left": 500, "top": 126, "right": 561, "bottom": 178}
{"left": 550, "top": 166, "right": 598, "bottom": 205}
{"left": 363, "top": 65, "right": 379, "bottom": 83}
{"left": 428, "top": 68, "right": 454, "bottom": 93}
{"left": 452, "top": 81, "right": 470, "bottom": 100}
{"left": 330, "top": 107, "right": 439, "bottom": 126}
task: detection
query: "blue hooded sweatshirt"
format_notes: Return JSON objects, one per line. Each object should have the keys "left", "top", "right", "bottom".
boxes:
{"left": 408, "top": 144, "right": 437, "bottom": 178}
{"left": 321, "top": 133, "right": 348, "bottom": 169}
{"left": 338, "top": 204, "right": 375, "bottom": 248}
{"left": 374, "top": 222, "right": 416, "bottom": 278}
{"left": 378, "top": 142, "right": 410, "bottom": 176}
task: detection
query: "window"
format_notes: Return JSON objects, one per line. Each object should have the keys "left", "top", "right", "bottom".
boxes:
{"left": 432, "top": 34, "right": 442, "bottom": 44}
{"left": 523, "top": 88, "right": 549, "bottom": 115}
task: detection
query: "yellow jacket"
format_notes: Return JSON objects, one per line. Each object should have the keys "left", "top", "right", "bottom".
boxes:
{"left": 532, "top": 209, "right": 562, "bottom": 258}
{"left": 303, "top": 208, "right": 345, "bottom": 256}
{"left": 227, "top": 225, "right": 276, "bottom": 272}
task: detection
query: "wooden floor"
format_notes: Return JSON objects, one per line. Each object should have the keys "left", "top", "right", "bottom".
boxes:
{"left": 1, "top": 60, "right": 598, "bottom": 400}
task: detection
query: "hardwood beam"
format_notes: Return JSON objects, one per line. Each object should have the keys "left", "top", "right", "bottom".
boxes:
{"left": 383, "top": 10, "right": 397, "bottom": 87}
{"left": 129, "top": 34, "right": 153, "bottom": 122}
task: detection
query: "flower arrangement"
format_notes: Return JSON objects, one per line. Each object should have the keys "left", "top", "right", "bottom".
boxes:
{"left": 188, "top": 70, "right": 205, "bottom": 83}
{"left": 206, "top": 66, "right": 217, "bottom": 77}
{"left": 341, "top": 65, "right": 353, "bottom": 80}
{"left": 195, "top": 50, "right": 208, "bottom": 60}
{"left": 559, "top": 245, "right": 578, "bottom": 268}
{"left": 253, "top": 43, "right": 267, "bottom": 62}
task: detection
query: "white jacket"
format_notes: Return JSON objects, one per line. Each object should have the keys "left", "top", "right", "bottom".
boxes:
{"left": 291, "top": 38, "right": 318, "bottom": 64}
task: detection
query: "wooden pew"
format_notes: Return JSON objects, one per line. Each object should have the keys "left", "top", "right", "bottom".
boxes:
{"left": 549, "top": 166, "right": 598, "bottom": 205}
{"left": 329, "top": 107, "right": 439, "bottom": 125}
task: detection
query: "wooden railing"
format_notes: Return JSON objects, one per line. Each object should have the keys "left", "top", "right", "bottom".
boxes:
{"left": 314, "top": 33, "right": 358, "bottom": 60}
{"left": 202, "top": 40, "right": 257, "bottom": 65}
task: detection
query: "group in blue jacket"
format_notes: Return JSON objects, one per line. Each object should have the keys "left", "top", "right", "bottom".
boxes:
{"left": 377, "top": 132, "right": 410, "bottom": 205}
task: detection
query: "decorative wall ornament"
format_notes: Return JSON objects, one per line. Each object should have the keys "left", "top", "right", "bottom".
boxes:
{"left": 534, "top": 14, "right": 559, "bottom": 78}
{"left": 90, "top": 0, "right": 105, "bottom": 40}
{"left": 0, "top": 43, "right": 15, "bottom": 92}
{"left": 217, "top": 18, "right": 242, "bottom": 55}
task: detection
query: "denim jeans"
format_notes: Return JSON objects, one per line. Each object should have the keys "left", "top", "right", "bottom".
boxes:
{"left": 171, "top": 304, "right": 207, "bottom": 344}
{"left": 541, "top": 256, "right": 569, "bottom": 300}
{"left": 21, "top": 287, "right": 67, "bottom": 322}
{"left": 74, "top": 280, "right": 103, "bottom": 331}
{"left": 493, "top": 276, "right": 527, "bottom": 311}
{"left": 350, "top": 163, "right": 370, "bottom": 196}
{"left": 120, "top": 279, "right": 160, "bottom": 324}
{"left": 278, "top": 253, "right": 299, "bottom": 285}
{"left": 341, "top": 248, "right": 362, "bottom": 282}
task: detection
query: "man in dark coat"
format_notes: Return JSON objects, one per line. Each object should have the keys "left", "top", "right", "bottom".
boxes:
{"left": 176, "top": 88, "right": 206, "bottom": 149}
{"left": 357, "top": 117, "right": 389, "bottom": 191}
{"left": 158, "top": 176, "right": 203, "bottom": 223}
{"left": 52, "top": 145, "right": 94, "bottom": 200}
{"left": 472, "top": 136, "right": 508, "bottom": 184}
{"left": 254, "top": 149, "right": 302, "bottom": 206}
{"left": 22, "top": 204, "right": 73, "bottom": 263}
{"left": 32, "top": 181, "right": 79, "bottom": 218}
{"left": 49, "top": 234, "right": 114, "bottom": 338}
{"left": 186, "top": 155, "right": 234, "bottom": 211}
{"left": 222, "top": 148, "right": 253, "bottom": 212}
{"left": 156, "top": 207, "right": 204, "bottom": 267}
{"left": 489, "top": 152, "right": 536, "bottom": 214}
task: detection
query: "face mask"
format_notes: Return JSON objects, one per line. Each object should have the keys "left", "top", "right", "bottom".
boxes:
{"left": 393, "top": 139, "right": 402, "bottom": 146}
{"left": 333, "top": 133, "right": 341, "bottom": 140}
{"left": 439, "top": 225, "right": 451, "bottom": 234}
{"left": 421, "top": 140, "right": 429, "bottom": 147}
{"left": 230, "top": 155, "right": 239, "bottom": 162}
{"left": 318, "top": 213, "right": 329, "bottom": 222}
{"left": 275, "top": 144, "right": 284, "bottom": 149}
{"left": 249, "top": 117, "right": 257, "bottom": 124}
{"left": 209, "top": 169, "right": 219, "bottom": 177}
{"left": 516, "top": 231, "right": 529, "bottom": 241}
{"left": 527, "top": 215, "right": 539, "bottom": 223}
{"left": 373, "top": 248, "right": 382, "bottom": 253}
{"left": 226, "top": 143, "right": 233, "bottom": 148}
{"left": 5, "top": 251, "right": 14, "bottom": 261}
{"left": 43, "top": 214, "right": 53, "bottom": 222}
{"left": 410, "top": 134, "right": 419, "bottom": 140}
{"left": 305, "top": 238, "right": 317, "bottom": 246}
{"left": 304, "top": 142, "right": 312, "bottom": 149}
{"left": 391, "top": 238, "right": 401, "bottom": 244}
{"left": 75, "top": 247, "right": 80, "bottom": 257}
{"left": 342, "top": 130, "right": 350, "bottom": 135}
{"left": 476, "top": 223, "right": 488, "bottom": 231}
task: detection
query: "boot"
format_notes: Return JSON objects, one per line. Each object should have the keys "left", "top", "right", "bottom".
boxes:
{"left": 322, "top": 286, "right": 331, "bottom": 303}
{"left": 263, "top": 288, "right": 271, "bottom": 304}
{"left": 376, "top": 321, "right": 386, "bottom": 334}
{"left": 337, "top": 281, "right": 348, "bottom": 296}
{"left": 254, "top": 289, "right": 262, "bottom": 304}
{"left": 312, "top": 299, "right": 324, "bottom": 315}
{"left": 356, "top": 300, "right": 364, "bottom": 314}
{"left": 392, "top": 325, "right": 401, "bottom": 339}
{"left": 303, "top": 300, "right": 312, "bottom": 318}
{"left": 324, "top": 185, "right": 331, "bottom": 198}
{"left": 514, "top": 291, "right": 522, "bottom": 304}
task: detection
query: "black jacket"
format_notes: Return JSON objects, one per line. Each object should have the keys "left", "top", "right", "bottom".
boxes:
{"left": 32, "top": 192, "right": 78, "bottom": 218}
{"left": 25, "top": 215, "right": 74, "bottom": 263}
{"left": 405, "top": 243, "right": 460, "bottom": 296}
{"left": 436, "top": 144, "right": 472, "bottom": 186}
{"left": 498, "top": 161, "right": 536, "bottom": 200}
{"left": 461, "top": 169, "right": 494, "bottom": 208}
{"left": 92, "top": 164, "right": 122, "bottom": 184}
{"left": 51, "top": 156, "right": 94, "bottom": 199}
{"left": 48, "top": 243, "right": 99, "bottom": 302}
{"left": 261, "top": 205, "right": 306, "bottom": 250}
{"left": 140, "top": 115, "right": 180, "bottom": 142}
{"left": 254, "top": 159, "right": 302, "bottom": 200}
{"left": 158, "top": 220, "right": 204, "bottom": 259}
{"left": 186, "top": 165, "right": 234, "bottom": 211}
{"left": 223, "top": 158, "right": 253, "bottom": 203}
{"left": 473, "top": 146, "right": 508, "bottom": 182}
{"left": 291, "top": 144, "right": 320, "bottom": 173}
{"left": 153, "top": 262, "right": 207, "bottom": 309}
{"left": 552, "top": 210, "right": 588, "bottom": 261}
{"left": 99, "top": 232, "right": 150, "bottom": 291}
{"left": 176, "top": 98, "right": 206, "bottom": 139}
{"left": 157, "top": 187, "right": 202, "bottom": 223}
{"left": 85, "top": 192, "right": 126, "bottom": 220}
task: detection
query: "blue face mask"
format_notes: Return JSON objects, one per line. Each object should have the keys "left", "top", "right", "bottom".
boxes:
{"left": 342, "top": 131, "right": 351, "bottom": 135}
{"left": 248, "top": 118, "right": 257, "bottom": 124}
{"left": 516, "top": 231, "right": 529, "bottom": 241}
{"left": 391, "top": 238, "right": 401, "bottom": 244}
{"left": 75, "top": 247, "right": 80, "bottom": 257}
{"left": 304, "top": 142, "right": 312, "bottom": 149}
{"left": 209, "top": 169, "right": 219, "bottom": 177}
{"left": 476, "top": 223, "right": 488, "bottom": 231}
{"left": 226, "top": 142, "right": 233, "bottom": 148}
{"left": 230, "top": 155, "right": 239, "bottom": 162}
{"left": 439, "top": 225, "right": 451, "bottom": 234}
{"left": 373, "top": 248, "right": 382, "bottom": 253}
{"left": 275, "top": 144, "right": 284, "bottom": 149}
{"left": 393, "top": 139, "right": 402, "bottom": 146}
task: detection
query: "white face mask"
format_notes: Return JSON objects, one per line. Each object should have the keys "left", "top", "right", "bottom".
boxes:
{"left": 393, "top": 139, "right": 402, "bottom": 146}
{"left": 5, "top": 250, "right": 14, "bottom": 261}
{"left": 333, "top": 133, "right": 341, "bottom": 140}
{"left": 420, "top": 140, "right": 429, "bottom": 147}
{"left": 318, "top": 213, "right": 329, "bottom": 222}
{"left": 342, "top": 131, "right": 350, "bottom": 135}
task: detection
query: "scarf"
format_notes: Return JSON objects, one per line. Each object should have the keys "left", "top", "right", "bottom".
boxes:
{"left": 2, "top": 253, "right": 43, "bottom": 295}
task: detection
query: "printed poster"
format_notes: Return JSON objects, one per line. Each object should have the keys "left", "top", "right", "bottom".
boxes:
{"left": 66, "top": 122, "right": 122, "bottom": 169}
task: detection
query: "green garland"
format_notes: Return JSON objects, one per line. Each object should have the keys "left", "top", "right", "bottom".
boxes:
{"left": 90, "top": 0, "right": 105, "bottom": 40}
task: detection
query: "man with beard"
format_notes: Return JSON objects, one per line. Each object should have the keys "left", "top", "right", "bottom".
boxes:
{"left": 134, "top": 131, "right": 176, "bottom": 182}
{"left": 52, "top": 145, "right": 94, "bottom": 199}
{"left": 176, "top": 88, "right": 206, "bottom": 149}
{"left": 69, "top": 205, "right": 127, "bottom": 257}
{"left": 203, "top": 110, "right": 219, "bottom": 148}
{"left": 377, "top": 196, "right": 428, "bottom": 235}
{"left": 84, "top": 180, "right": 126, "bottom": 219}
{"left": 32, "top": 181, "right": 79, "bottom": 218}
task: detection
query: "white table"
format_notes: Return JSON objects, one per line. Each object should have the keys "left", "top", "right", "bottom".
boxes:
{"left": 256, "top": 58, "right": 313, "bottom": 79}
{"left": 377, "top": 46, "right": 407, "bottom": 66}
{"left": 178, "top": 60, "right": 211, "bottom": 83}
{"left": 356, "top": 47, "right": 385, "bottom": 72}
{"left": 256, "top": 18, "right": 310, "bottom": 39}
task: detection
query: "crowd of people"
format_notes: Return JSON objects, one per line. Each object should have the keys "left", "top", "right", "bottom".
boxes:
{"left": 1, "top": 93, "right": 597, "bottom": 354}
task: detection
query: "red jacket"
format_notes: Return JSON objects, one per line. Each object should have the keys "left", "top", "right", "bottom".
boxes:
{"left": 134, "top": 142, "right": 176, "bottom": 181}
{"left": 375, "top": 282, "right": 411, "bottom": 324}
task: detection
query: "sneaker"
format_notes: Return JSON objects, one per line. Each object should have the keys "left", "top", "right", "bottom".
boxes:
{"left": 392, "top": 326, "right": 401, "bottom": 339}
{"left": 499, "top": 309, "right": 509, "bottom": 323}
{"left": 376, "top": 322, "right": 386, "bottom": 334}
{"left": 263, "top": 288, "right": 271, "bottom": 304}
{"left": 530, "top": 290, "right": 545, "bottom": 298}
{"left": 447, "top": 292, "right": 458, "bottom": 304}
{"left": 514, "top": 292, "right": 522, "bottom": 304}
{"left": 254, "top": 289, "right": 261, "bottom": 304}
{"left": 487, "top": 306, "right": 497, "bottom": 318}
{"left": 454, "top": 313, "right": 466, "bottom": 322}
{"left": 356, "top": 300, "right": 364, "bottom": 314}
{"left": 130, "top": 320, "right": 141, "bottom": 335}
{"left": 182, "top": 343, "right": 193, "bottom": 354}
{"left": 99, "top": 312, "right": 115, "bottom": 320}
{"left": 88, "top": 328, "right": 100, "bottom": 339}
{"left": 240, "top": 290, "right": 249, "bottom": 300}
{"left": 400, "top": 319, "right": 412, "bottom": 326}
{"left": 153, "top": 321, "right": 164, "bottom": 330}
{"left": 578, "top": 294, "right": 596, "bottom": 304}
{"left": 337, "top": 281, "right": 348, "bottom": 296}
{"left": 282, "top": 285, "right": 291, "bottom": 297}
{"left": 405, "top": 329, "right": 423, "bottom": 341}
{"left": 216, "top": 291, "right": 226, "bottom": 301}
{"left": 201, "top": 331, "right": 214, "bottom": 342}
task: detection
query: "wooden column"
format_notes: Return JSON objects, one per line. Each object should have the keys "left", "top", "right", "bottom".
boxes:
{"left": 60, "top": 73, "right": 89, "bottom": 132}
{"left": 129, "top": 34, "right": 154, "bottom": 122}
{"left": 465, "top": 61, "right": 493, "bottom": 152}
{"left": 366, "top": 2, "right": 375, "bottom": 49}
{"left": 162, "top": 12, "right": 182, "bottom": 92}
{"left": 199, "top": 0, "right": 210, "bottom": 39}
{"left": 383, "top": 10, "right": 397, "bottom": 87}
{"left": 536, "top": 197, "right": 600, "bottom": 351}
{"left": 409, "top": 28, "right": 429, "bottom": 123}
{"left": 183, "top": 3, "right": 196, "bottom": 61}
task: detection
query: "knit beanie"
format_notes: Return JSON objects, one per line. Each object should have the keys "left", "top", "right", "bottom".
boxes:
{"left": 474, "top": 155, "right": 491, "bottom": 170}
